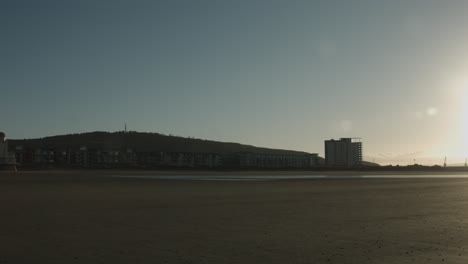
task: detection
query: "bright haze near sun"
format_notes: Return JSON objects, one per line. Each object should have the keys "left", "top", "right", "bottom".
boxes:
{"left": 2, "top": 0, "right": 468, "bottom": 165}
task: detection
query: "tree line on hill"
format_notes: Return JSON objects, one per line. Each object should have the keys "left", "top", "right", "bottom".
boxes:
{"left": 9, "top": 131, "right": 316, "bottom": 156}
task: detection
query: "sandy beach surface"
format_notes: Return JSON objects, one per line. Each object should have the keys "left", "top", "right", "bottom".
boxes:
{"left": 2, "top": 171, "right": 468, "bottom": 263}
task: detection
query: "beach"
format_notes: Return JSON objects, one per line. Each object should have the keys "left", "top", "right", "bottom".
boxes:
{"left": 1, "top": 171, "right": 468, "bottom": 263}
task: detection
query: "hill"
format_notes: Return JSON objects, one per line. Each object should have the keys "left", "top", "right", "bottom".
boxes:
{"left": 8, "top": 131, "right": 316, "bottom": 156}
{"left": 361, "top": 161, "right": 380, "bottom": 167}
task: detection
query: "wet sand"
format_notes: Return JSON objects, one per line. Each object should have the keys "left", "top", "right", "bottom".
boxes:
{"left": 2, "top": 171, "right": 468, "bottom": 263}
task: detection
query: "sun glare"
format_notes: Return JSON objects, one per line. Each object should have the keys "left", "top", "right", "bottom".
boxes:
{"left": 449, "top": 83, "right": 468, "bottom": 160}
{"left": 461, "top": 88, "right": 468, "bottom": 153}
{"left": 434, "top": 74, "right": 468, "bottom": 162}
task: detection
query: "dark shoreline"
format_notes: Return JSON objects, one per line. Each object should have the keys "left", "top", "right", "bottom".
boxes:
{"left": 5, "top": 168, "right": 468, "bottom": 176}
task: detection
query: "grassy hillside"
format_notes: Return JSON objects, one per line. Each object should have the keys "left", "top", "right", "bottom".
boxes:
{"left": 9, "top": 131, "right": 315, "bottom": 156}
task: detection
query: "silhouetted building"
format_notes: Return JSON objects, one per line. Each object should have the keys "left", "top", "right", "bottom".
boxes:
{"left": 33, "top": 148, "right": 55, "bottom": 163}
{"left": 230, "top": 152, "right": 319, "bottom": 168}
{"left": 159, "top": 152, "right": 222, "bottom": 168}
{"left": 0, "top": 132, "right": 17, "bottom": 168}
{"left": 7, "top": 135, "right": 319, "bottom": 169}
{"left": 14, "top": 145, "right": 34, "bottom": 164}
{"left": 325, "top": 138, "right": 362, "bottom": 167}
{"left": 0, "top": 132, "right": 8, "bottom": 159}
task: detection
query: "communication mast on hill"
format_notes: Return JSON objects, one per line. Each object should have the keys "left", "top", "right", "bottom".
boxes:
{"left": 125, "top": 123, "right": 127, "bottom": 133}
{"left": 444, "top": 157, "right": 447, "bottom": 168}
{"left": 465, "top": 158, "right": 467, "bottom": 167}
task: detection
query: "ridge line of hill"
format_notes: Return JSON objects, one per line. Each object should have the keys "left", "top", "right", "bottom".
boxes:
{"left": 8, "top": 131, "right": 317, "bottom": 156}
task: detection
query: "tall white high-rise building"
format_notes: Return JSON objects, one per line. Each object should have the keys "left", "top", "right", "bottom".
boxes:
{"left": 325, "top": 138, "right": 362, "bottom": 167}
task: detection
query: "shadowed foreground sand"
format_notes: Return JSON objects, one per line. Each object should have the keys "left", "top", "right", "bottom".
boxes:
{"left": 2, "top": 171, "right": 468, "bottom": 263}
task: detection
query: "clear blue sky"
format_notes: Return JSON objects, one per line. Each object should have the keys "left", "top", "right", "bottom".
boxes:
{"left": 3, "top": 0, "right": 468, "bottom": 164}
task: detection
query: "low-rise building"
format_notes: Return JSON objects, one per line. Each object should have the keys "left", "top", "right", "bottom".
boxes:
{"left": 234, "top": 152, "right": 319, "bottom": 168}
{"left": 0, "top": 132, "right": 17, "bottom": 169}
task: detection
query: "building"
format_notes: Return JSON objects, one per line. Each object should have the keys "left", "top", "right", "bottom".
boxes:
{"left": 159, "top": 152, "right": 222, "bottom": 168}
{"left": 6, "top": 136, "right": 318, "bottom": 169}
{"left": 325, "top": 138, "right": 362, "bottom": 167}
{"left": 14, "top": 145, "right": 34, "bottom": 164}
{"left": 0, "top": 132, "right": 8, "bottom": 158}
{"left": 0, "top": 132, "right": 17, "bottom": 170}
{"left": 229, "top": 152, "right": 319, "bottom": 168}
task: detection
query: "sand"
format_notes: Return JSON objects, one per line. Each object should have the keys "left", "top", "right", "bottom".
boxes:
{"left": 2, "top": 171, "right": 468, "bottom": 263}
